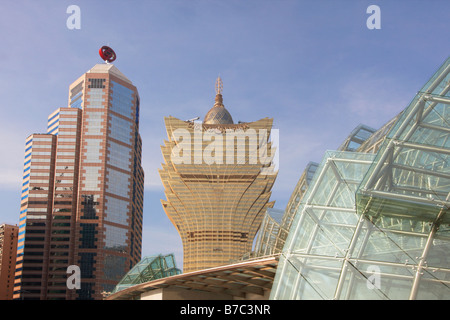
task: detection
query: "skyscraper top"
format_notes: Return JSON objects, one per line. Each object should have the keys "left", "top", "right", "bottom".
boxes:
{"left": 86, "top": 63, "right": 132, "bottom": 85}
{"left": 215, "top": 76, "right": 223, "bottom": 95}
{"left": 203, "top": 76, "right": 234, "bottom": 125}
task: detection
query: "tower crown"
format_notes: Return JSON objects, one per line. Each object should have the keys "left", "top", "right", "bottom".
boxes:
{"left": 203, "top": 76, "right": 234, "bottom": 124}
{"left": 86, "top": 64, "right": 133, "bottom": 85}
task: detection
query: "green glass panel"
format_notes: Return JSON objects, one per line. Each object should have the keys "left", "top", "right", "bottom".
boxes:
{"left": 111, "top": 254, "right": 181, "bottom": 293}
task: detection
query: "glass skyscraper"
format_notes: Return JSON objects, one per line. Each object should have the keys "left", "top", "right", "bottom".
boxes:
{"left": 14, "top": 63, "right": 144, "bottom": 300}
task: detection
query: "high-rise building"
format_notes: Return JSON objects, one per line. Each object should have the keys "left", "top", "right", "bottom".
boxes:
{"left": 14, "top": 63, "right": 144, "bottom": 300}
{"left": 0, "top": 224, "right": 19, "bottom": 299}
{"left": 159, "top": 77, "right": 278, "bottom": 273}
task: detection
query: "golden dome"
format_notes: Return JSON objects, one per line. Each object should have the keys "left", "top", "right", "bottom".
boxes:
{"left": 204, "top": 104, "right": 234, "bottom": 124}
{"left": 203, "top": 77, "right": 234, "bottom": 125}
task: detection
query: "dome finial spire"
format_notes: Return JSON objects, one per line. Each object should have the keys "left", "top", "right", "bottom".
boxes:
{"left": 214, "top": 76, "right": 224, "bottom": 107}
{"left": 215, "top": 76, "right": 223, "bottom": 95}
{"left": 204, "top": 76, "right": 233, "bottom": 124}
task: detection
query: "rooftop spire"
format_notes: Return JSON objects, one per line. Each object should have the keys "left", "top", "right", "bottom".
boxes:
{"left": 215, "top": 76, "right": 223, "bottom": 95}
{"left": 204, "top": 76, "right": 234, "bottom": 124}
{"left": 214, "top": 76, "right": 224, "bottom": 107}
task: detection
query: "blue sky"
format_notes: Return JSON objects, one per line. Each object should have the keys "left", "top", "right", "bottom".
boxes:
{"left": 0, "top": 0, "right": 449, "bottom": 268}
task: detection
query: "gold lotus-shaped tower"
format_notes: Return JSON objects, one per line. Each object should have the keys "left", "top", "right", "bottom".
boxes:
{"left": 159, "top": 77, "right": 278, "bottom": 273}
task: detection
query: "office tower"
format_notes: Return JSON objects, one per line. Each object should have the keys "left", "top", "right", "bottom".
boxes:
{"left": 159, "top": 77, "right": 278, "bottom": 273}
{"left": 14, "top": 64, "right": 144, "bottom": 300}
{"left": 0, "top": 224, "right": 19, "bottom": 299}
{"left": 15, "top": 133, "right": 57, "bottom": 300}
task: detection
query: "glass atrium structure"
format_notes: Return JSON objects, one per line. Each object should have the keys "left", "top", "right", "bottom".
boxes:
{"left": 338, "top": 124, "right": 376, "bottom": 152}
{"left": 271, "top": 57, "right": 450, "bottom": 300}
{"left": 253, "top": 163, "right": 319, "bottom": 257}
{"left": 112, "top": 254, "right": 181, "bottom": 294}
{"left": 254, "top": 208, "right": 284, "bottom": 256}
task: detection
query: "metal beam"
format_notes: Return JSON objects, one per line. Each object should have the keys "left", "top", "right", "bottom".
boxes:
{"left": 396, "top": 141, "right": 450, "bottom": 155}
{"left": 391, "top": 163, "right": 450, "bottom": 181}
{"left": 419, "top": 122, "right": 450, "bottom": 134}
{"left": 333, "top": 214, "right": 367, "bottom": 299}
{"left": 409, "top": 193, "right": 449, "bottom": 300}
{"left": 307, "top": 205, "right": 356, "bottom": 213}
{"left": 423, "top": 94, "right": 450, "bottom": 105}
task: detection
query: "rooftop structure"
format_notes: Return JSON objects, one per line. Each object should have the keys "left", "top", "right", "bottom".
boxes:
{"left": 107, "top": 255, "right": 278, "bottom": 300}
{"left": 112, "top": 254, "right": 181, "bottom": 294}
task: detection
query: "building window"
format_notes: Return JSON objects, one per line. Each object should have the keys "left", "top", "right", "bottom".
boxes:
{"left": 88, "top": 78, "right": 105, "bottom": 89}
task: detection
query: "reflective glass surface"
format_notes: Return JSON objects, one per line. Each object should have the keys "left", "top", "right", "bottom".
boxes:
{"left": 110, "top": 81, "right": 134, "bottom": 120}
{"left": 86, "top": 88, "right": 104, "bottom": 109}
{"left": 109, "top": 114, "right": 133, "bottom": 145}
{"left": 82, "top": 167, "right": 101, "bottom": 191}
{"left": 105, "top": 196, "right": 129, "bottom": 225}
{"left": 271, "top": 152, "right": 377, "bottom": 299}
{"left": 107, "top": 141, "right": 131, "bottom": 171}
{"left": 103, "top": 254, "right": 127, "bottom": 282}
{"left": 271, "top": 57, "right": 450, "bottom": 300}
{"left": 112, "top": 254, "right": 181, "bottom": 293}
{"left": 106, "top": 168, "right": 131, "bottom": 198}
{"left": 84, "top": 139, "right": 103, "bottom": 163}
{"left": 338, "top": 124, "right": 377, "bottom": 152}
{"left": 84, "top": 112, "right": 104, "bottom": 135}
{"left": 104, "top": 224, "right": 127, "bottom": 252}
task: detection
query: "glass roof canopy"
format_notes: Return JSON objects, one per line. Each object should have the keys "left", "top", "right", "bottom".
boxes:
{"left": 252, "top": 162, "right": 319, "bottom": 258}
{"left": 271, "top": 151, "right": 378, "bottom": 299}
{"left": 112, "top": 254, "right": 181, "bottom": 294}
{"left": 271, "top": 57, "right": 450, "bottom": 300}
{"left": 338, "top": 124, "right": 377, "bottom": 152}
{"left": 356, "top": 56, "right": 450, "bottom": 299}
{"left": 358, "top": 57, "right": 450, "bottom": 225}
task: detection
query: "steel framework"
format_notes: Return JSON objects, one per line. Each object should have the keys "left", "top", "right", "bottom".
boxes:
{"left": 271, "top": 57, "right": 450, "bottom": 300}
{"left": 111, "top": 254, "right": 181, "bottom": 294}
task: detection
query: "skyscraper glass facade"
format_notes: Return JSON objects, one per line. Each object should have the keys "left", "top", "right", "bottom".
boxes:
{"left": 14, "top": 64, "right": 144, "bottom": 300}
